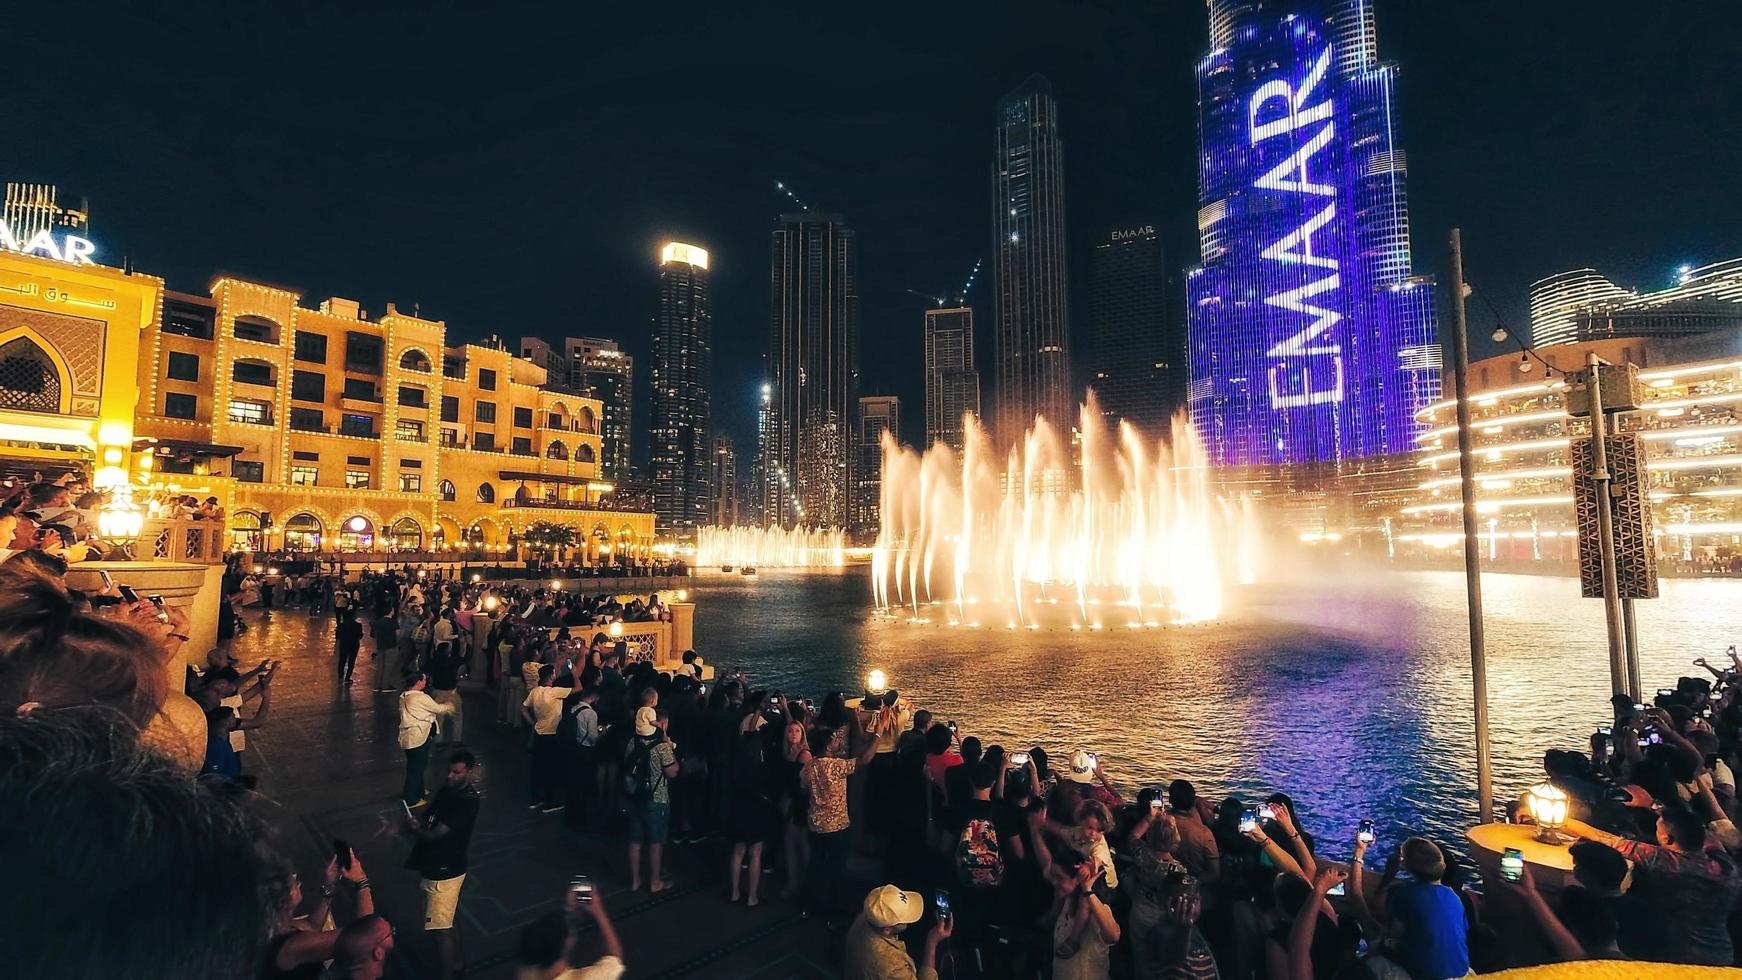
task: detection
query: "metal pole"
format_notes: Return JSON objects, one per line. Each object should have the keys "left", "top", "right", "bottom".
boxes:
{"left": 1585, "top": 352, "right": 1628, "bottom": 696}
{"left": 1447, "top": 229, "right": 1493, "bottom": 825}
{"left": 1613, "top": 414, "right": 1644, "bottom": 699}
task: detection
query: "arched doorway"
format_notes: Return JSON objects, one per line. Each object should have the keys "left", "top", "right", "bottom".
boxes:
{"left": 386, "top": 516, "right": 423, "bottom": 551}
{"left": 229, "top": 511, "right": 264, "bottom": 552}
{"left": 339, "top": 515, "right": 375, "bottom": 551}
{"left": 283, "top": 513, "right": 322, "bottom": 552}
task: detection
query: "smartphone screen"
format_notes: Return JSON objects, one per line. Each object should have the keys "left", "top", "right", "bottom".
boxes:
{"left": 1239, "top": 809, "right": 1258, "bottom": 833}
{"left": 1500, "top": 848, "right": 1524, "bottom": 883}
{"left": 1327, "top": 881, "right": 1347, "bottom": 896}
{"left": 99, "top": 570, "right": 116, "bottom": 592}
{"left": 1358, "top": 819, "right": 1375, "bottom": 843}
{"left": 1257, "top": 803, "right": 1275, "bottom": 821}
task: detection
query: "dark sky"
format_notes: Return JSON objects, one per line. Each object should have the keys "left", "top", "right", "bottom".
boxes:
{"left": 11, "top": 1, "right": 1742, "bottom": 458}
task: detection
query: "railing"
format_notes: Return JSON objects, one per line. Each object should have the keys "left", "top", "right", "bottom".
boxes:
{"left": 133, "top": 517, "right": 228, "bottom": 564}
{"left": 502, "top": 497, "right": 648, "bottom": 513}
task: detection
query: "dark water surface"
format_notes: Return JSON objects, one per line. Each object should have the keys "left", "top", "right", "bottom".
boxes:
{"left": 692, "top": 565, "right": 1742, "bottom": 858}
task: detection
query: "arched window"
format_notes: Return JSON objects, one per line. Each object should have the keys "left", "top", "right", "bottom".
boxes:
{"left": 578, "top": 405, "right": 597, "bottom": 433}
{"left": 477, "top": 483, "right": 495, "bottom": 504}
{"left": 399, "top": 349, "right": 432, "bottom": 372}
{"left": 386, "top": 517, "right": 423, "bottom": 550}
{"left": 576, "top": 443, "right": 596, "bottom": 464}
{"left": 0, "top": 337, "right": 62, "bottom": 413}
{"left": 233, "top": 315, "right": 280, "bottom": 344}
{"left": 283, "top": 513, "right": 322, "bottom": 551}
{"left": 546, "top": 439, "right": 568, "bottom": 460}
{"left": 438, "top": 479, "right": 456, "bottom": 501}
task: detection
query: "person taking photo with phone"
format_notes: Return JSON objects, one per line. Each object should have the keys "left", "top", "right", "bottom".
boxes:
{"left": 403, "top": 750, "right": 482, "bottom": 980}
{"left": 511, "top": 883, "right": 626, "bottom": 979}
{"left": 843, "top": 884, "right": 951, "bottom": 980}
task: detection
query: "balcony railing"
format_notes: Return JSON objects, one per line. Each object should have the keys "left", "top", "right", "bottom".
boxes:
{"left": 131, "top": 517, "right": 229, "bottom": 565}
{"left": 502, "top": 497, "right": 648, "bottom": 514}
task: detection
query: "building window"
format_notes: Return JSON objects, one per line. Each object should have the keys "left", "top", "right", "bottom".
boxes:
{"left": 227, "top": 399, "right": 271, "bottom": 425}
{"left": 163, "top": 305, "right": 214, "bottom": 339}
{"left": 399, "top": 349, "right": 432, "bottom": 373}
{"left": 399, "top": 473, "right": 422, "bottom": 493}
{"left": 478, "top": 368, "right": 497, "bottom": 390}
{"left": 440, "top": 395, "right": 459, "bottom": 422}
{"left": 477, "top": 483, "right": 495, "bottom": 503}
{"left": 512, "top": 436, "right": 533, "bottom": 455}
{"left": 345, "top": 470, "right": 370, "bottom": 489}
{"left": 513, "top": 406, "right": 533, "bottom": 428}
{"left": 294, "top": 331, "right": 328, "bottom": 364}
{"left": 342, "top": 378, "right": 378, "bottom": 401}
{"left": 290, "top": 407, "right": 325, "bottom": 432}
{"left": 547, "top": 440, "right": 568, "bottom": 460}
{"left": 400, "top": 457, "right": 421, "bottom": 469}
{"left": 397, "top": 385, "right": 426, "bottom": 408}
{"left": 395, "top": 418, "right": 425, "bottom": 442}
{"left": 232, "top": 361, "right": 274, "bottom": 387}
{"left": 340, "top": 413, "right": 376, "bottom": 438}
{"left": 442, "top": 356, "right": 466, "bottom": 379}
{"left": 473, "top": 431, "right": 495, "bottom": 451}
{"left": 292, "top": 450, "right": 318, "bottom": 461}
{"left": 290, "top": 464, "right": 318, "bottom": 486}
{"left": 164, "top": 395, "right": 197, "bottom": 421}
{"left": 547, "top": 411, "right": 565, "bottom": 429}
{"left": 438, "top": 479, "right": 456, "bottom": 501}
{"left": 234, "top": 460, "right": 265, "bottom": 483}
{"left": 475, "top": 401, "right": 496, "bottom": 423}
{"left": 344, "top": 332, "right": 383, "bottom": 374}
{"left": 291, "top": 370, "right": 326, "bottom": 403}
{"left": 439, "top": 427, "right": 459, "bottom": 447}
{"left": 233, "top": 316, "right": 277, "bottom": 343}
{"left": 166, "top": 352, "right": 199, "bottom": 382}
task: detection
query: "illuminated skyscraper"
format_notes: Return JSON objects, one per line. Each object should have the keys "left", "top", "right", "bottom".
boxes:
{"left": 993, "top": 75, "right": 1071, "bottom": 441}
{"left": 1530, "top": 260, "right": 1742, "bottom": 347}
{"left": 568, "top": 338, "right": 634, "bottom": 480}
{"left": 651, "top": 242, "right": 712, "bottom": 534}
{"left": 1186, "top": 0, "right": 1440, "bottom": 467}
{"left": 853, "top": 395, "right": 900, "bottom": 540}
{"left": 769, "top": 213, "right": 858, "bottom": 528}
{"left": 3, "top": 182, "right": 89, "bottom": 240}
{"left": 1088, "top": 224, "right": 1176, "bottom": 436}
{"left": 923, "top": 306, "right": 980, "bottom": 451}
{"left": 709, "top": 436, "right": 738, "bottom": 526}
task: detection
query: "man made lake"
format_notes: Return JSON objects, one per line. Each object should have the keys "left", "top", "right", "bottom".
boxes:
{"left": 691, "top": 565, "right": 1742, "bottom": 857}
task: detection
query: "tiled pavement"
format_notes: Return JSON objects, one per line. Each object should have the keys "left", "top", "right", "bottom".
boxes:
{"left": 232, "top": 608, "right": 842, "bottom": 979}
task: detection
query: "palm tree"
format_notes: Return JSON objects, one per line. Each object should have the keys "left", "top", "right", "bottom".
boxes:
{"left": 522, "top": 521, "right": 576, "bottom": 561}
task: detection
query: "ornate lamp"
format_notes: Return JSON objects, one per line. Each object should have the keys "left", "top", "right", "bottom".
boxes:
{"left": 866, "top": 669, "right": 888, "bottom": 695}
{"left": 1525, "top": 783, "right": 1572, "bottom": 844}
{"left": 97, "top": 486, "right": 145, "bottom": 541}
{"left": 607, "top": 621, "right": 624, "bottom": 639}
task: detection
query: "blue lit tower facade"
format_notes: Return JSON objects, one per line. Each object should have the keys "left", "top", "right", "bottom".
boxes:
{"left": 1187, "top": 0, "right": 1439, "bottom": 467}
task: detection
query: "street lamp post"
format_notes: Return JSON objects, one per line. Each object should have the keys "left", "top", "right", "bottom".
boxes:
{"left": 1446, "top": 228, "right": 1494, "bottom": 824}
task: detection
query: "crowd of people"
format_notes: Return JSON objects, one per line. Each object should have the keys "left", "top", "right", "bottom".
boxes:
{"left": 3, "top": 476, "right": 1742, "bottom": 977}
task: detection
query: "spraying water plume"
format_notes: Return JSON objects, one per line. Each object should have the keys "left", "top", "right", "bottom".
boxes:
{"left": 697, "top": 525, "right": 845, "bottom": 569}
{"left": 872, "top": 396, "right": 1260, "bottom": 627}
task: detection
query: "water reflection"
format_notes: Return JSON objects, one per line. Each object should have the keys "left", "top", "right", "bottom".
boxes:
{"left": 693, "top": 567, "right": 1742, "bottom": 858}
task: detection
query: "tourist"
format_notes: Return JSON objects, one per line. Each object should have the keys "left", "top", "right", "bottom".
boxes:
{"left": 944, "top": 734, "right": 983, "bottom": 813}
{"left": 895, "top": 708, "right": 934, "bottom": 759}
{"left": 922, "top": 721, "right": 963, "bottom": 790}
{"left": 1049, "top": 853, "right": 1120, "bottom": 980}
{"left": 1122, "top": 796, "right": 1197, "bottom": 978}
{"left": 842, "top": 884, "right": 951, "bottom": 980}
{"left": 371, "top": 605, "right": 400, "bottom": 692}
{"left": 336, "top": 610, "right": 364, "bottom": 682}
{"left": 523, "top": 664, "right": 568, "bottom": 812}
{"left": 328, "top": 915, "right": 395, "bottom": 980}
{"left": 1051, "top": 750, "right": 1123, "bottom": 820}
{"left": 777, "top": 718, "right": 814, "bottom": 900}
{"left": 428, "top": 638, "right": 466, "bottom": 746}
{"left": 398, "top": 672, "right": 457, "bottom": 807}
{"left": 511, "top": 886, "right": 626, "bottom": 979}
{"left": 802, "top": 720, "right": 882, "bottom": 921}
{"left": 947, "top": 758, "right": 1019, "bottom": 960}
{"left": 403, "top": 749, "right": 483, "bottom": 980}
{"left": 624, "top": 705, "right": 680, "bottom": 891}
{"left": 200, "top": 683, "right": 273, "bottom": 787}
{"left": 726, "top": 704, "right": 778, "bottom": 906}
{"left": 1166, "top": 779, "right": 1221, "bottom": 886}
{"left": 560, "top": 680, "right": 603, "bottom": 828}
{"left": 1347, "top": 834, "right": 1469, "bottom": 980}
{"left": 263, "top": 852, "right": 375, "bottom": 979}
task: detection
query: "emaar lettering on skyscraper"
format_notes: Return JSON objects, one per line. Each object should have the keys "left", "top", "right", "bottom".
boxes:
{"left": 1187, "top": 0, "right": 1440, "bottom": 467}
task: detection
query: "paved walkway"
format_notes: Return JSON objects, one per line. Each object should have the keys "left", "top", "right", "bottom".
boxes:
{"left": 231, "top": 608, "right": 841, "bottom": 978}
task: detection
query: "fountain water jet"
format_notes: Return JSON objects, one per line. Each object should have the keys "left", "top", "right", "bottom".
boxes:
{"left": 873, "top": 396, "right": 1260, "bottom": 626}
{"left": 696, "top": 525, "right": 845, "bottom": 569}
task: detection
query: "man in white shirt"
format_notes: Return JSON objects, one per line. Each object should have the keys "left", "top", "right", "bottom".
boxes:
{"left": 399, "top": 672, "right": 455, "bottom": 806}
{"left": 522, "top": 665, "right": 567, "bottom": 813}
{"left": 512, "top": 885, "right": 626, "bottom": 979}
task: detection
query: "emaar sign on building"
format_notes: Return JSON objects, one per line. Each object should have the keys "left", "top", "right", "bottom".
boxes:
{"left": 0, "top": 221, "right": 97, "bottom": 265}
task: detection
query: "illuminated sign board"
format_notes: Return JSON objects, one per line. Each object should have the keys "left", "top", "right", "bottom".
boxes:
{"left": 1185, "top": 6, "right": 1438, "bottom": 466}
{"left": 1110, "top": 226, "right": 1155, "bottom": 241}
{"left": 0, "top": 220, "right": 96, "bottom": 265}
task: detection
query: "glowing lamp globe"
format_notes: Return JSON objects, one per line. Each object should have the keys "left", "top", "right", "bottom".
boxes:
{"left": 676, "top": 589, "right": 688, "bottom": 601}
{"left": 346, "top": 516, "right": 368, "bottom": 532}
{"left": 98, "top": 495, "right": 144, "bottom": 540}
{"left": 1526, "top": 783, "right": 1572, "bottom": 844}
{"left": 482, "top": 595, "right": 499, "bottom": 612}
{"left": 866, "top": 669, "right": 888, "bottom": 695}
{"left": 607, "top": 621, "right": 624, "bottom": 639}
{"left": 470, "top": 574, "right": 482, "bottom": 584}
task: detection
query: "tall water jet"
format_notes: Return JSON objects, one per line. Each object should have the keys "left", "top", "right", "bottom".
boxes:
{"left": 873, "top": 396, "right": 1261, "bottom": 626}
{"left": 696, "top": 525, "right": 846, "bottom": 569}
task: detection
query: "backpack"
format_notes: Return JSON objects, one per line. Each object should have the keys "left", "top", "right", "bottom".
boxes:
{"left": 622, "top": 735, "right": 662, "bottom": 802}
{"left": 956, "top": 814, "right": 1005, "bottom": 888}
{"left": 558, "top": 695, "right": 590, "bottom": 746}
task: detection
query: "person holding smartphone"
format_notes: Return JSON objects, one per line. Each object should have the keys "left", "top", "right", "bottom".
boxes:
{"left": 843, "top": 884, "right": 950, "bottom": 980}
{"left": 403, "top": 750, "right": 482, "bottom": 980}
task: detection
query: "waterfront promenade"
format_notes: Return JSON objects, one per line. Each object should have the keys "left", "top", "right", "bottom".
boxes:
{"left": 233, "top": 609, "right": 838, "bottom": 979}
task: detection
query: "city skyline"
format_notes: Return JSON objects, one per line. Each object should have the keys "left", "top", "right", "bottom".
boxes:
{"left": 12, "top": 2, "right": 1742, "bottom": 467}
{"left": 651, "top": 242, "right": 713, "bottom": 533}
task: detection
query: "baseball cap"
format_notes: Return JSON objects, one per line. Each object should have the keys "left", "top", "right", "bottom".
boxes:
{"left": 863, "top": 884, "right": 925, "bottom": 928}
{"left": 634, "top": 706, "right": 658, "bottom": 737}
{"left": 1064, "top": 750, "right": 1097, "bottom": 784}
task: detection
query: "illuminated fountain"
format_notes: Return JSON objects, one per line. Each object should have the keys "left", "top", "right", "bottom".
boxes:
{"left": 872, "top": 397, "right": 1261, "bottom": 627}
{"left": 696, "top": 525, "right": 846, "bottom": 569}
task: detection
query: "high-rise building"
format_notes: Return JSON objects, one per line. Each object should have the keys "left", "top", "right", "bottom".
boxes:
{"left": 709, "top": 436, "right": 738, "bottom": 526}
{"left": 992, "top": 75, "right": 1072, "bottom": 442}
{"left": 923, "top": 306, "right": 981, "bottom": 451}
{"left": 4, "top": 182, "right": 90, "bottom": 240}
{"left": 568, "top": 338, "right": 634, "bottom": 480}
{"left": 1087, "top": 224, "right": 1176, "bottom": 435}
{"left": 753, "top": 380, "right": 776, "bottom": 526}
{"left": 1186, "top": 0, "right": 1441, "bottom": 467}
{"left": 650, "top": 242, "right": 712, "bottom": 535}
{"left": 1530, "top": 259, "right": 1742, "bottom": 348}
{"left": 769, "top": 213, "right": 858, "bottom": 528}
{"left": 853, "top": 395, "right": 900, "bottom": 540}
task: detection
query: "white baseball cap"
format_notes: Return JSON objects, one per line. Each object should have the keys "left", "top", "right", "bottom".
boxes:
{"left": 1063, "top": 750, "right": 1097, "bottom": 784}
{"left": 863, "top": 884, "right": 925, "bottom": 928}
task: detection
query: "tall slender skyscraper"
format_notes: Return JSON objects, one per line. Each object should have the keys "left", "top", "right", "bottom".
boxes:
{"left": 709, "top": 436, "right": 738, "bottom": 526}
{"left": 568, "top": 338, "right": 634, "bottom": 479}
{"left": 769, "top": 213, "right": 858, "bottom": 528}
{"left": 992, "top": 75, "right": 1071, "bottom": 441}
{"left": 650, "top": 242, "right": 712, "bottom": 534}
{"left": 3, "top": 183, "right": 89, "bottom": 240}
{"left": 853, "top": 395, "right": 900, "bottom": 540}
{"left": 1186, "top": 0, "right": 1440, "bottom": 467}
{"left": 1088, "top": 224, "right": 1175, "bottom": 435}
{"left": 923, "top": 306, "right": 980, "bottom": 451}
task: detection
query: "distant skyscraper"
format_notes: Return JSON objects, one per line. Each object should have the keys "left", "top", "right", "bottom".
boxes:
{"left": 769, "top": 212, "right": 858, "bottom": 528}
{"left": 923, "top": 306, "right": 981, "bottom": 451}
{"left": 709, "top": 436, "right": 738, "bottom": 526}
{"left": 3, "top": 183, "right": 89, "bottom": 240}
{"left": 753, "top": 380, "right": 776, "bottom": 526}
{"left": 854, "top": 395, "right": 900, "bottom": 539}
{"left": 568, "top": 338, "right": 634, "bottom": 480}
{"left": 1529, "top": 260, "right": 1742, "bottom": 347}
{"left": 650, "top": 242, "right": 712, "bottom": 535}
{"left": 992, "top": 75, "right": 1072, "bottom": 441}
{"left": 1087, "top": 224, "right": 1175, "bottom": 435}
{"left": 1186, "top": 0, "right": 1440, "bottom": 467}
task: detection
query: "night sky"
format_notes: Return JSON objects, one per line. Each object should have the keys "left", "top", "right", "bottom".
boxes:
{"left": 11, "top": 1, "right": 1742, "bottom": 459}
